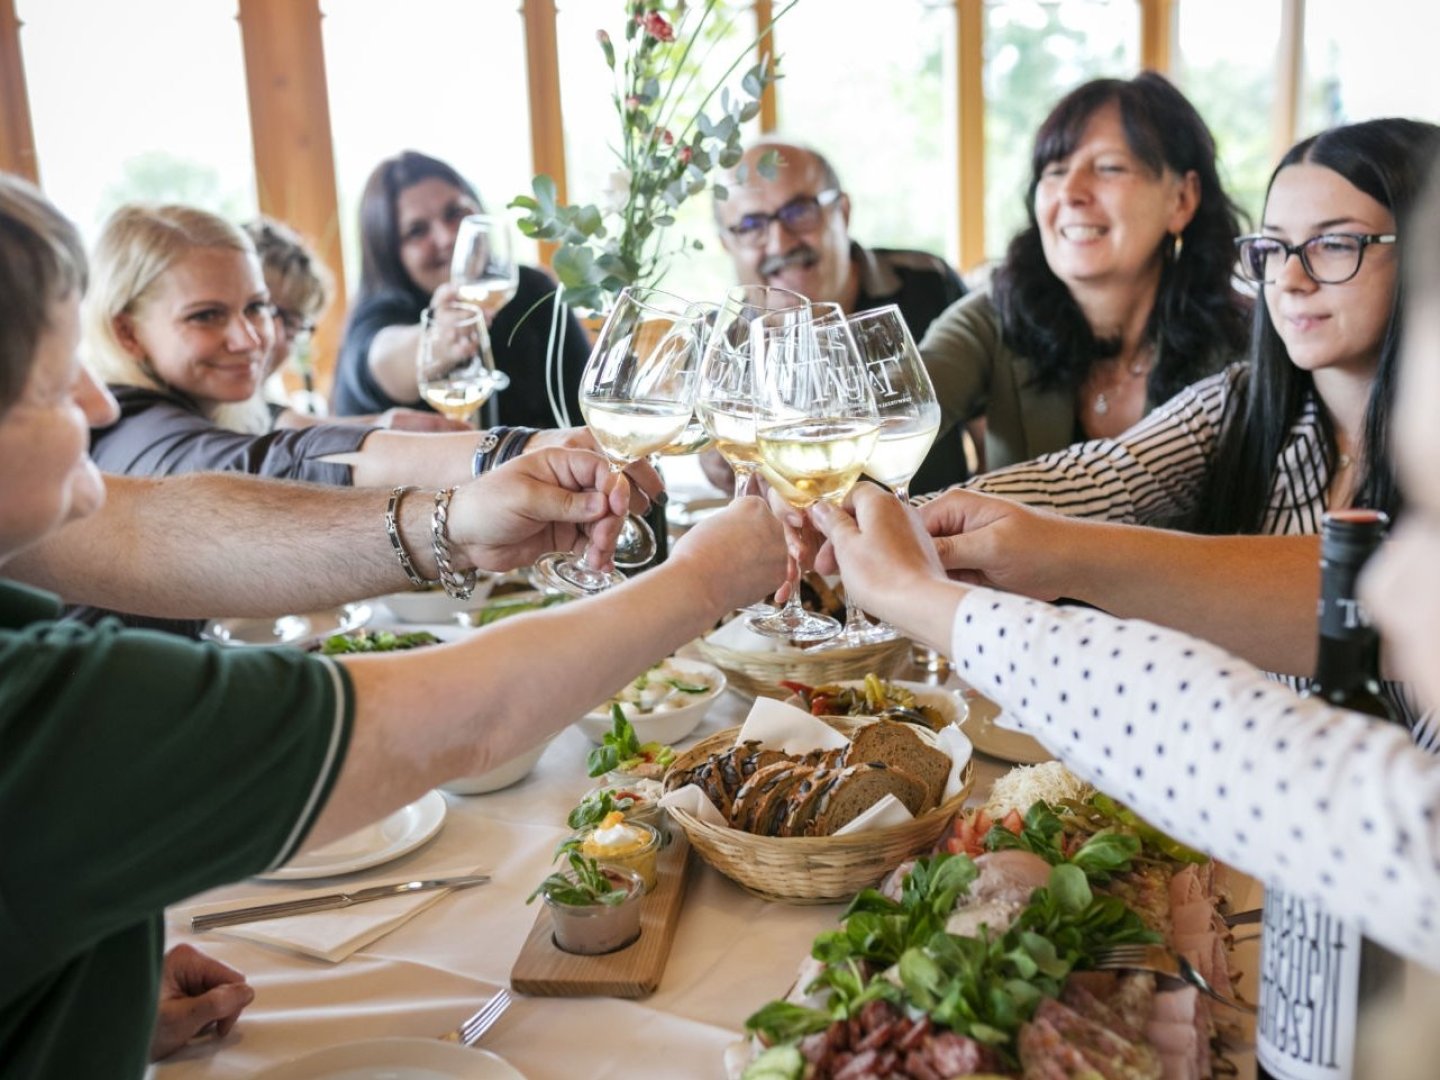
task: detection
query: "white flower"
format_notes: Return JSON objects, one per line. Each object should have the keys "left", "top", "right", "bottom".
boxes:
{"left": 599, "top": 169, "right": 632, "bottom": 216}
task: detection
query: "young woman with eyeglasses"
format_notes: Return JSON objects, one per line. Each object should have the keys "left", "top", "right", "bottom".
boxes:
{"left": 907, "top": 117, "right": 1440, "bottom": 736}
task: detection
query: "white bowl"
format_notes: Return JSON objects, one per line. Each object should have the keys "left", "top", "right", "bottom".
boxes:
{"left": 577, "top": 658, "right": 726, "bottom": 746}
{"left": 440, "top": 732, "right": 557, "bottom": 795}
{"left": 380, "top": 580, "right": 495, "bottom": 624}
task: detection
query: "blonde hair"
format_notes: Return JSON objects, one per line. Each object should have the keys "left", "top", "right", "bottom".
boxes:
{"left": 84, "top": 203, "right": 272, "bottom": 434}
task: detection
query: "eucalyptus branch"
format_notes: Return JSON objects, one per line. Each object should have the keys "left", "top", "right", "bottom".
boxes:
{"left": 672, "top": 0, "right": 799, "bottom": 148}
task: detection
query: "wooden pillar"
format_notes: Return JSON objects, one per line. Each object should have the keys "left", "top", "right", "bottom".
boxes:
{"left": 0, "top": 0, "right": 38, "bottom": 183}
{"left": 236, "top": 0, "right": 345, "bottom": 394}
{"left": 1273, "top": 0, "right": 1305, "bottom": 164}
{"left": 955, "top": 0, "right": 985, "bottom": 270}
{"left": 754, "top": 0, "right": 778, "bottom": 133}
{"left": 1138, "top": 0, "right": 1174, "bottom": 75}
{"left": 522, "top": 0, "right": 566, "bottom": 267}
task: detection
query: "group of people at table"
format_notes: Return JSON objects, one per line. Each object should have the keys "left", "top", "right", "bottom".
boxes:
{"left": 3, "top": 69, "right": 1439, "bottom": 1076}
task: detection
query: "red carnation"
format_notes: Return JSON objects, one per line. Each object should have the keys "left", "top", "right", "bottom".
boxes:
{"left": 636, "top": 10, "right": 675, "bottom": 42}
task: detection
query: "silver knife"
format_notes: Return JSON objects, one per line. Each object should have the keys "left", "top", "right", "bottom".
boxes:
{"left": 191, "top": 874, "right": 491, "bottom": 932}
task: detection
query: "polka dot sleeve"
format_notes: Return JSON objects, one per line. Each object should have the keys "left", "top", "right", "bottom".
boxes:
{"left": 951, "top": 587, "right": 1440, "bottom": 970}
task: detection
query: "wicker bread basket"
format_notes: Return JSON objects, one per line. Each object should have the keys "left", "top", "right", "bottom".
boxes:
{"left": 665, "top": 717, "right": 974, "bottom": 904}
{"left": 692, "top": 633, "right": 912, "bottom": 699}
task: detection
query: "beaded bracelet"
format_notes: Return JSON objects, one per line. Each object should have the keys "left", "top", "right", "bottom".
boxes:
{"left": 431, "top": 486, "right": 479, "bottom": 600}
{"left": 385, "top": 486, "right": 438, "bottom": 589}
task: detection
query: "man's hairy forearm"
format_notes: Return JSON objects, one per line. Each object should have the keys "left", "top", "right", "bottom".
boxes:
{"left": 7, "top": 473, "right": 427, "bottom": 617}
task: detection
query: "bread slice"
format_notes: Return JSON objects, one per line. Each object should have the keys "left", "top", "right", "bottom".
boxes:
{"left": 753, "top": 766, "right": 816, "bottom": 837}
{"left": 778, "top": 765, "right": 838, "bottom": 837}
{"left": 809, "top": 762, "right": 929, "bottom": 836}
{"left": 846, "top": 719, "right": 951, "bottom": 812}
{"left": 730, "top": 761, "right": 802, "bottom": 832}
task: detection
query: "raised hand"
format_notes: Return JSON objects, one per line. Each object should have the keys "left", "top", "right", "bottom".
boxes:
{"left": 669, "top": 495, "right": 789, "bottom": 614}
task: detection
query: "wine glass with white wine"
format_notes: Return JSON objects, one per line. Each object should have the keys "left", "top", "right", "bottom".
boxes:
{"left": 749, "top": 309, "right": 879, "bottom": 643}
{"left": 694, "top": 284, "right": 809, "bottom": 615}
{"left": 531, "top": 287, "right": 705, "bottom": 595}
{"left": 416, "top": 306, "right": 511, "bottom": 425}
{"left": 822, "top": 303, "right": 942, "bottom": 646}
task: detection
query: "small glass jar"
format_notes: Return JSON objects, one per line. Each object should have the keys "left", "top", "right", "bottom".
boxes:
{"left": 544, "top": 865, "right": 644, "bottom": 955}
{"left": 580, "top": 780, "right": 667, "bottom": 837}
{"left": 579, "top": 817, "right": 661, "bottom": 892}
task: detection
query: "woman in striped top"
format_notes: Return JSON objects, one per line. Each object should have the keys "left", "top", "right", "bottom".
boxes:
{"left": 914, "top": 118, "right": 1440, "bottom": 741}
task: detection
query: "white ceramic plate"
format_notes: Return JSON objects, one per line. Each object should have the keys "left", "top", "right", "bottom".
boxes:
{"left": 441, "top": 732, "right": 559, "bottom": 795}
{"left": 259, "top": 791, "right": 447, "bottom": 881}
{"left": 202, "top": 603, "right": 371, "bottom": 649}
{"left": 250, "top": 1037, "right": 525, "bottom": 1079}
{"left": 577, "top": 658, "right": 727, "bottom": 745}
{"left": 958, "top": 687, "right": 1052, "bottom": 765}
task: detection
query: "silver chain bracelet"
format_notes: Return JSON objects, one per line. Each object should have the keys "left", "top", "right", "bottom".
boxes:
{"left": 386, "top": 486, "right": 438, "bottom": 589}
{"left": 431, "top": 487, "right": 479, "bottom": 600}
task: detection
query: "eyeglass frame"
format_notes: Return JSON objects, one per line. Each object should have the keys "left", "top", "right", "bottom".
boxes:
{"left": 274, "top": 305, "right": 318, "bottom": 338}
{"left": 1233, "top": 232, "right": 1398, "bottom": 286}
{"left": 725, "top": 189, "right": 843, "bottom": 246}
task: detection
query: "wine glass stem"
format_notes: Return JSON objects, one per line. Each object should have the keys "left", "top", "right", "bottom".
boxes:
{"left": 842, "top": 590, "right": 870, "bottom": 633}
{"left": 893, "top": 482, "right": 911, "bottom": 504}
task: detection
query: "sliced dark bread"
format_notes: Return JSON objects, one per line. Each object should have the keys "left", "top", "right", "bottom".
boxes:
{"left": 846, "top": 719, "right": 952, "bottom": 812}
{"left": 809, "top": 762, "right": 929, "bottom": 836}
{"left": 753, "top": 766, "right": 816, "bottom": 837}
{"left": 778, "top": 765, "right": 838, "bottom": 837}
{"left": 730, "top": 760, "right": 802, "bottom": 831}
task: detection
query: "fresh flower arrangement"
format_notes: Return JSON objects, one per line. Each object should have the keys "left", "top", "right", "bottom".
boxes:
{"left": 510, "top": 0, "right": 796, "bottom": 316}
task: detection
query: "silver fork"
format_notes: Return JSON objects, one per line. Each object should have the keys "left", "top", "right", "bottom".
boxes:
{"left": 1093, "top": 944, "right": 1256, "bottom": 1014}
{"left": 439, "top": 988, "right": 513, "bottom": 1046}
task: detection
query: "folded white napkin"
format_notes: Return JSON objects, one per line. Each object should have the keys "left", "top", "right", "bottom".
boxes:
{"left": 658, "top": 698, "right": 974, "bottom": 833}
{"left": 176, "top": 865, "right": 484, "bottom": 963}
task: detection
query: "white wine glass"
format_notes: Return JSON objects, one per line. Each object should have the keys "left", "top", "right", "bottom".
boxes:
{"left": 749, "top": 309, "right": 879, "bottom": 643}
{"left": 531, "top": 287, "right": 704, "bottom": 596}
{"left": 451, "top": 214, "right": 520, "bottom": 316}
{"left": 417, "top": 306, "right": 511, "bottom": 425}
{"left": 695, "top": 284, "right": 809, "bottom": 616}
{"left": 823, "top": 304, "right": 942, "bottom": 647}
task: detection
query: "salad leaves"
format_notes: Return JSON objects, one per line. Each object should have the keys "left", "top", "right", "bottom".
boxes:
{"left": 984, "top": 801, "right": 1142, "bottom": 882}
{"left": 319, "top": 629, "right": 438, "bottom": 654}
{"left": 585, "top": 704, "right": 676, "bottom": 777}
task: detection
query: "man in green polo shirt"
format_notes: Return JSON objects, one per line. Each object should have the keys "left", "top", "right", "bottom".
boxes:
{"left": 0, "top": 176, "right": 789, "bottom": 1077}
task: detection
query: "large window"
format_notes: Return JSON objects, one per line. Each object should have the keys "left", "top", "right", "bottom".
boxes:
{"left": 556, "top": 0, "right": 755, "bottom": 301}
{"left": 1301, "top": 0, "right": 1440, "bottom": 136}
{"left": 1173, "top": 0, "right": 1281, "bottom": 229}
{"left": 777, "top": 0, "right": 957, "bottom": 268}
{"left": 321, "top": 0, "right": 536, "bottom": 294}
{"left": 18, "top": 0, "right": 255, "bottom": 246}
{"left": 982, "top": 0, "right": 1139, "bottom": 261}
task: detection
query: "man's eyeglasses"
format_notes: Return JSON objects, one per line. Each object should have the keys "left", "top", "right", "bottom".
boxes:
{"left": 275, "top": 307, "right": 317, "bottom": 337}
{"left": 1234, "top": 232, "right": 1397, "bottom": 286}
{"left": 727, "top": 189, "right": 841, "bottom": 246}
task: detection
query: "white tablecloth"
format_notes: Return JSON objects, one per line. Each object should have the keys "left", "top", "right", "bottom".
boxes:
{"left": 156, "top": 626, "right": 1014, "bottom": 1079}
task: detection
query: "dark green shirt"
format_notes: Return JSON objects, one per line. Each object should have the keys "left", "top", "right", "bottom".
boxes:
{"left": 0, "top": 579, "right": 353, "bottom": 1078}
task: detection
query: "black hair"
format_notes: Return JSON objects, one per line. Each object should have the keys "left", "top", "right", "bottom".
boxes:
{"left": 354, "top": 150, "right": 484, "bottom": 307}
{"left": 1193, "top": 118, "right": 1440, "bottom": 534}
{"left": 991, "top": 71, "right": 1250, "bottom": 404}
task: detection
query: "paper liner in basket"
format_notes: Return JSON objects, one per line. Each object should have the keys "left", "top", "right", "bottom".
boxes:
{"left": 659, "top": 697, "right": 972, "bottom": 834}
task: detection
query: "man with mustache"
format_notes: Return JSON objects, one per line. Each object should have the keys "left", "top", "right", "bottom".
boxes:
{"left": 711, "top": 140, "right": 970, "bottom": 493}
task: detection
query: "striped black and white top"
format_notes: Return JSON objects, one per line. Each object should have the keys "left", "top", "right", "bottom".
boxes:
{"left": 954, "top": 363, "right": 1437, "bottom": 750}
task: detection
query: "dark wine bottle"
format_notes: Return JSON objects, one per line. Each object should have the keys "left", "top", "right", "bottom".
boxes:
{"left": 1256, "top": 509, "right": 1402, "bottom": 1080}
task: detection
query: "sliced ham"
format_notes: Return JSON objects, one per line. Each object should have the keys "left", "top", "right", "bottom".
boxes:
{"left": 972, "top": 848, "right": 1054, "bottom": 901}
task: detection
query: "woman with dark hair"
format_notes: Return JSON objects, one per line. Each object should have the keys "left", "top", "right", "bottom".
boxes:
{"left": 919, "top": 72, "right": 1249, "bottom": 472}
{"left": 333, "top": 150, "right": 590, "bottom": 431}
{"left": 911, "top": 117, "right": 1440, "bottom": 737}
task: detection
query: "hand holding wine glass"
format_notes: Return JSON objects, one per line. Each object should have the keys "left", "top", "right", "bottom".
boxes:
{"left": 824, "top": 304, "right": 941, "bottom": 646}
{"left": 531, "top": 287, "right": 705, "bottom": 596}
{"left": 749, "top": 309, "right": 879, "bottom": 643}
{"left": 416, "top": 306, "right": 511, "bottom": 426}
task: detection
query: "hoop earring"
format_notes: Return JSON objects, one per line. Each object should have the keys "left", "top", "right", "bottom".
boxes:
{"left": 1169, "top": 231, "right": 1185, "bottom": 263}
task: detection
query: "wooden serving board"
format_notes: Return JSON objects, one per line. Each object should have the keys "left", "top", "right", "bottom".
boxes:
{"left": 510, "top": 830, "right": 693, "bottom": 998}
